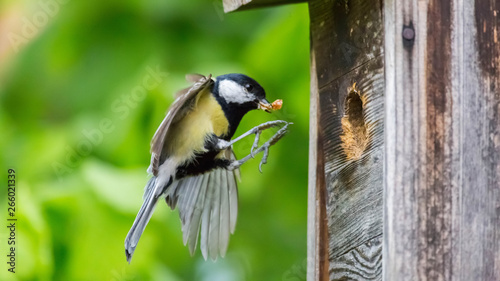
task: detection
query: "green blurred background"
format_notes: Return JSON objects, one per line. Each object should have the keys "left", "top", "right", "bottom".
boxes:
{"left": 0, "top": 0, "right": 310, "bottom": 280}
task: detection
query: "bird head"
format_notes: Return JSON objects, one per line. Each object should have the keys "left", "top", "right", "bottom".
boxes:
{"left": 214, "top": 74, "right": 273, "bottom": 113}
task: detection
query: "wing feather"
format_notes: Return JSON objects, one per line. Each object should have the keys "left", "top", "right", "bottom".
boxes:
{"left": 227, "top": 151, "right": 239, "bottom": 233}
{"left": 179, "top": 177, "right": 201, "bottom": 225}
{"left": 200, "top": 173, "right": 215, "bottom": 259}
{"left": 219, "top": 169, "right": 230, "bottom": 256}
{"left": 149, "top": 74, "right": 213, "bottom": 175}
{"left": 228, "top": 170, "right": 238, "bottom": 234}
{"left": 208, "top": 169, "right": 221, "bottom": 260}
{"left": 186, "top": 174, "right": 209, "bottom": 255}
{"left": 185, "top": 73, "right": 205, "bottom": 83}
{"left": 173, "top": 177, "right": 190, "bottom": 213}
{"left": 171, "top": 149, "right": 240, "bottom": 260}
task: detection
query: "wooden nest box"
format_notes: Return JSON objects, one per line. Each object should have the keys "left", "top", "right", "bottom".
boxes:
{"left": 224, "top": 0, "right": 500, "bottom": 280}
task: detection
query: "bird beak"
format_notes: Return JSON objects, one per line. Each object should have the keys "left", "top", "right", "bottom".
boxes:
{"left": 258, "top": 99, "right": 273, "bottom": 113}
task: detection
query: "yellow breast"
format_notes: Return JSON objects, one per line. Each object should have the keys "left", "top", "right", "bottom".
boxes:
{"left": 165, "top": 89, "right": 229, "bottom": 164}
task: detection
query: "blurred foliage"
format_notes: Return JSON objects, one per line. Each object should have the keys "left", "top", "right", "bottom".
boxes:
{"left": 0, "top": 0, "right": 310, "bottom": 280}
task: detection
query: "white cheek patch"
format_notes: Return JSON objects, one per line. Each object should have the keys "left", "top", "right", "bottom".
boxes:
{"left": 218, "top": 79, "right": 254, "bottom": 104}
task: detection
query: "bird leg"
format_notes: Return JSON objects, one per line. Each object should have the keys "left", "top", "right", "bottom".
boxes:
{"left": 224, "top": 120, "right": 292, "bottom": 172}
{"left": 216, "top": 120, "right": 289, "bottom": 150}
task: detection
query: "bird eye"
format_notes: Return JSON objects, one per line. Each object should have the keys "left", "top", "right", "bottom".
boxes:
{"left": 244, "top": 84, "right": 253, "bottom": 91}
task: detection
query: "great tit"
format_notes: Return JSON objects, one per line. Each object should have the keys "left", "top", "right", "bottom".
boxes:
{"left": 124, "top": 73, "right": 290, "bottom": 262}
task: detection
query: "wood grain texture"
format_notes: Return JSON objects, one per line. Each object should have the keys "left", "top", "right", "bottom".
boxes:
{"left": 319, "top": 57, "right": 384, "bottom": 258}
{"left": 309, "top": 0, "right": 384, "bottom": 88}
{"left": 307, "top": 49, "right": 320, "bottom": 281}
{"left": 384, "top": 0, "right": 500, "bottom": 280}
{"left": 330, "top": 235, "right": 382, "bottom": 280}
{"left": 308, "top": 49, "right": 330, "bottom": 281}
{"left": 309, "top": 0, "right": 385, "bottom": 279}
{"left": 222, "top": 0, "right": 305, "bottom": 12}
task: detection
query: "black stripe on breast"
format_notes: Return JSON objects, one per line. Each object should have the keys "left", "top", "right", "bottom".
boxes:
{"left": 175, "top": 150, "right": 231, "bottom": 179}
{"left": 174, "top": 134, "right": 231, "bottom": 179}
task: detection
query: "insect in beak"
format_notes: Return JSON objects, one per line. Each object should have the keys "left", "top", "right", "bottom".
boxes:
{"left": 258, "top": 99, "right": 273, "bottom": 113}
{"left": 258, "top": 98, "right": 283, "bottom": 113}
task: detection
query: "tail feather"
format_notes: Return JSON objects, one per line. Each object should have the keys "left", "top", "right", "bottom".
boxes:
{"left": 124, "top": 176, "right": 171, "bottom": 263}
{"left": 125, "top": 158, "right": 239, "bottom": 262}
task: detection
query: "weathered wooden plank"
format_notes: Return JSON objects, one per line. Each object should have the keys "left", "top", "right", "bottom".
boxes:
{"left": 384, "top": 0, "right": 500, "bottom": 280}
{"left": 308, "top": 48, "right": 320, "bottom": 281}
{"left": 330, "top": 235, "right": 382, "bottom": 280}
{"left": 308, "top": 49, "right": 330, "bottom": 281}
{"left": 309, "top": 0, "right": 385, "bottom": 280}
{"left": 309, "top": 0, "right": 384, "bottom": 88}
{"left": 319, "top": 57, "right": 384, "bottom": 258}
{"left": 223, "top": 0, "right": 305, "bottom": 12}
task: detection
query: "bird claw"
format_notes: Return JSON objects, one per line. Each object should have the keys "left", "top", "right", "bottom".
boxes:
{"left": 258, "top": 146, "right": 269, "bottom": 173}
{"left": 251, "top": 131, "right": 261, "bottom": 158}
{"left": 256, "top": 122, "right": 292, "bottom": 172}
{"left": 227, "top": 120, "right": 292, "bottom": 172}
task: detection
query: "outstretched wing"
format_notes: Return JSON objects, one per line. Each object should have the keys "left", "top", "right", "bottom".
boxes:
{"left": 174, "top": 74, "right": 207, "bottom": 98}
{"left": 166, "top": 148, "right": 239, "bottom": 261}
{"left": 149, "top": 74, "right": 214, "bottom": 176}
